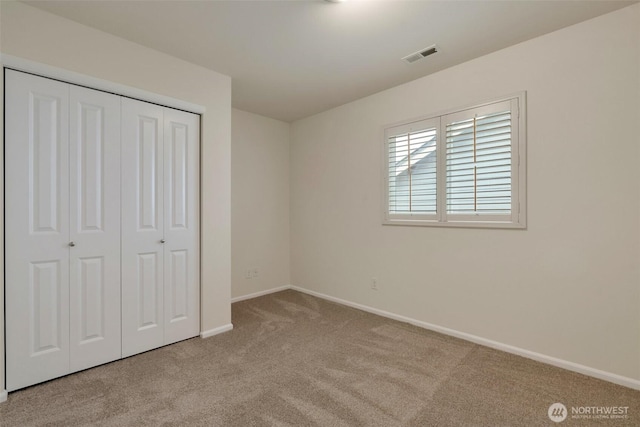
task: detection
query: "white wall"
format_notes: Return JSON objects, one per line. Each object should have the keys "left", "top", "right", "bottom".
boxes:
{"left": 232, "top": 109, "right": 290, "bottom": 299}
{"left": 0, "top": 0, "right": 4, "bottom": 403}
{"left": 0, "top": 1, "right": 232, "bottom": 394}
{"left": 291, "top": 4, "right": 640, "bottom": 381}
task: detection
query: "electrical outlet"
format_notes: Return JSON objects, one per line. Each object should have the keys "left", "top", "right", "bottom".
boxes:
{"left": 371, "top": 278, "right": 378, "bottom": 290}
{"left": 245, "top": 269, "right": 252, "bottom": 279}
{"left": 252, "top": 268, "right": 259, "bottom": 278}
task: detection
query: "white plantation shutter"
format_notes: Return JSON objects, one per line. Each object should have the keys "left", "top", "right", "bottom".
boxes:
{"left": 444, "top": 100, "right": 514, "bottom": 219}
{"left": 384, "top": 94, "right": 525, "bottom": 228}
{"left": 386, "top": 118, "right": 438, "bottom": 218}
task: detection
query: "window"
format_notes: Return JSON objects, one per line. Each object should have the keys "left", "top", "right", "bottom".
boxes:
{"left": 384, "top": 93, "right": 526, "bottom": 228}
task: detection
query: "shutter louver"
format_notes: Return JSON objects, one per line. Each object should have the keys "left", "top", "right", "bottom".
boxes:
{"left": 388, "top": 126, "right": 437, "bottom": 215}
{"left": 446, "top": 110, "right": 512, "bottom": 215}
{"left": 384, "top": 94, "right": 524, "bottom": 228}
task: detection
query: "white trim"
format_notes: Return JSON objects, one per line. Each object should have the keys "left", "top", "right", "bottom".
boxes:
{"left": 231, "top": 285, "right": 291, "bottom": 303}
{"left": 382, "top": 91, "right": 527, "bottom": 132}
{"left": 200, "top": 323, "right": 234, "bottom": 339}
{"left": 1, "top": 54, "right": 206, "bottom": 114}
{"left": 382, "top": 92, "right": 527, "bottom": 229}
{"left": 1, "top": 57, "right": 5, "bottom": 407}
{"left": 382, "top": 219, "right": 525, "bottom": 229}
{"left": 290, "top": 286, "right": 640, "bottom": 391}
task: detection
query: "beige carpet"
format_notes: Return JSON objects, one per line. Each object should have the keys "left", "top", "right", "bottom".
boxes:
{"left": 1, "top": 289, "right": 638, "bottom": 426}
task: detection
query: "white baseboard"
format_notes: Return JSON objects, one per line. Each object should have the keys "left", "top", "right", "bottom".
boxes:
{"left": 0, "top": 389, "right": 7, "bottom": 403}
{"left": 200, "top": 323, "right": 234, "bottom": 339}
{"left": 231, "top": 285, "right": 291, "bottom": 303}
{"left": 290, "top": 285, "right": 640, "bottom": 391}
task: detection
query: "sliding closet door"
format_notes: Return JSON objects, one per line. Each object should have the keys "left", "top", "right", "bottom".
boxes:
{"left": 163, "top": 109, "right": 200, "bottom": 345}
{"left": 5, "top": 70, "right": 71, "bottom": 391}
{"left": 121, "top": 98, "right": 165, "bottom": 357}
{"left": 68, "top": 85, "right": 122, "bottom": 371}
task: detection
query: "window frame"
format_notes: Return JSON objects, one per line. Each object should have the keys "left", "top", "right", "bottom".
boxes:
{"left": 382, "top": 92, "right": 527, "bottom": 229}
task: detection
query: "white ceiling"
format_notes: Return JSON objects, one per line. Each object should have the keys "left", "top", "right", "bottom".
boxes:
{"left": 25, "top": 0, "right": 636, "bottom": 122}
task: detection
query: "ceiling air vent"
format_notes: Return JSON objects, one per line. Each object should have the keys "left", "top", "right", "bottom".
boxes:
{"left": 402, "top": 45, "right": 438, "bottom": 64}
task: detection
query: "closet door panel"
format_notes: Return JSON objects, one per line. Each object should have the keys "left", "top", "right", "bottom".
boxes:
{"left": 5, "top": 70, "right": 71, "bottom": 391}
{"left": 163, "top": 109, "right": 200, "bottom": 344}
{"left": 69, "top": 86, "right": 122, "bottom": 371}
{"left": 121, "top": 98, "right": 165, "bottom": 357}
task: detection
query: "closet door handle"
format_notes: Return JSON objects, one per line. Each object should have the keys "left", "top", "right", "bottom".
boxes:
{"left": 69, "top": 241, "right": 76, "bottom": 247}
{"left": 160, "top": 239, "right": 166, "bottom": 244}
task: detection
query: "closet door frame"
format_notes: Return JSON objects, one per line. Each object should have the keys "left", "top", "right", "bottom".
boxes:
{"left": 2, "top": 58, "right": 205, "bottom": 395}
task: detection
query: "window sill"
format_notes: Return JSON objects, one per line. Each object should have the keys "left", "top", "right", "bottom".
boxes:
{"left": 383, "top": 218, "right": 526, "bottom": 229}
